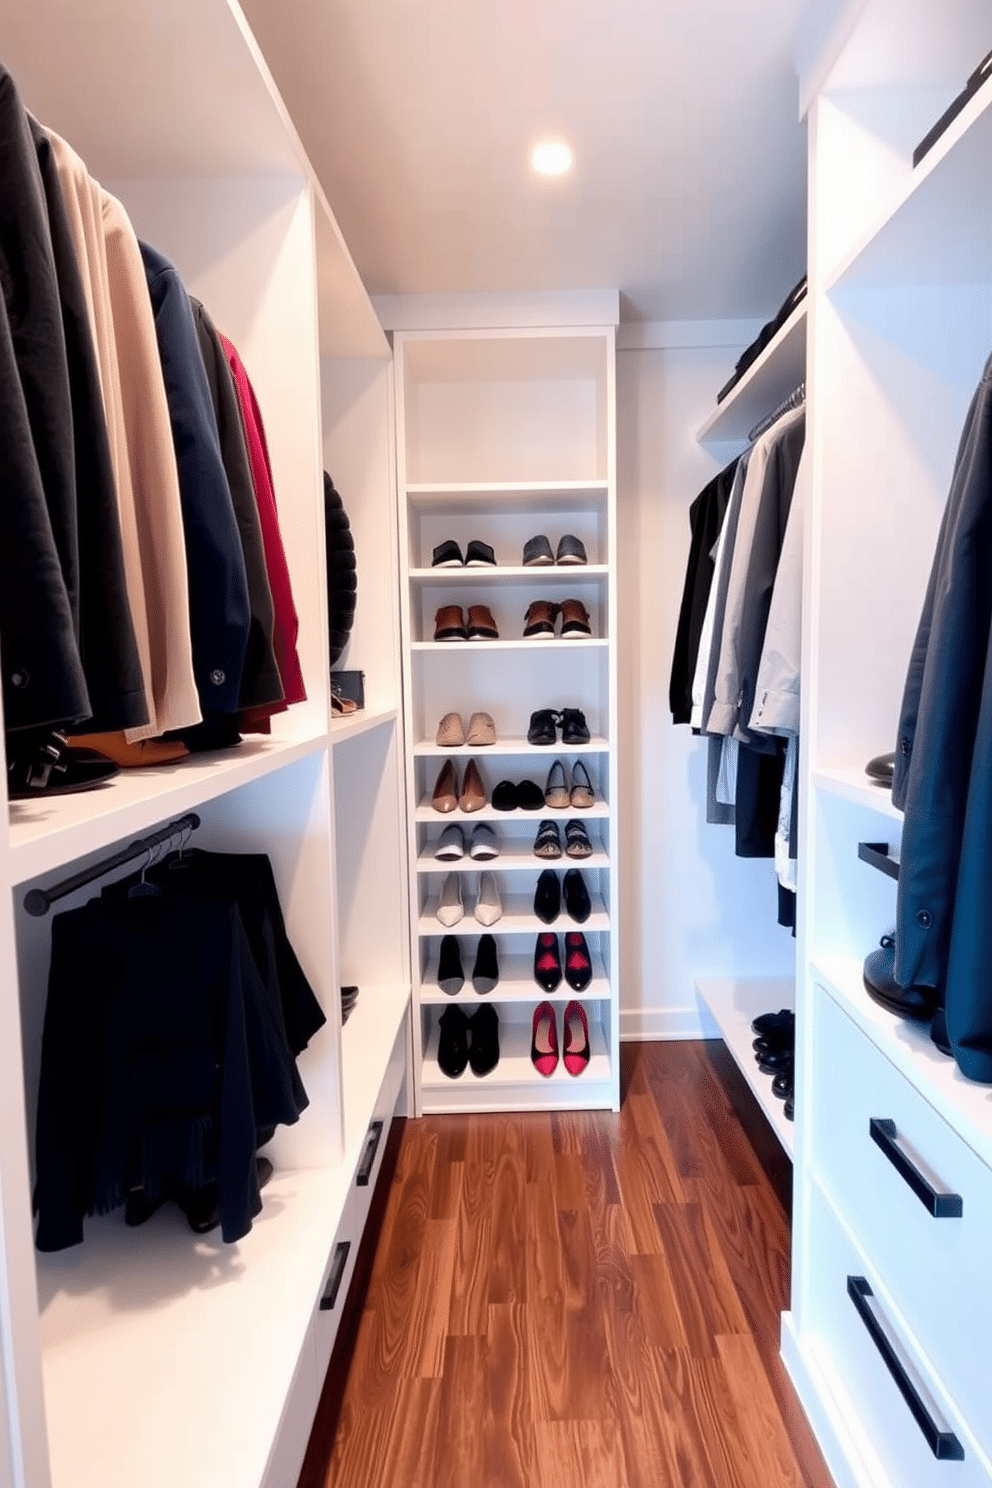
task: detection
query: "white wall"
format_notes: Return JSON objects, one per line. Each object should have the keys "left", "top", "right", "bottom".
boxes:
{"left": 616, "top": 328, "right": 797, "bottom": 1039}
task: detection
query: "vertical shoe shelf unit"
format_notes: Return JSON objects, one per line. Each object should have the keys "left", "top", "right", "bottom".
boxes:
{"left": 0, "top": 5, "right": 409, "bottom": 1488}
{"left": 394, "top": 322, "right": 620, "bottom": 1114}
{"left": 692, "top": 298, "right": 808, "bottom": 1161}
{"left": 783, "top": 3, "right": 992, "bottom": 1486}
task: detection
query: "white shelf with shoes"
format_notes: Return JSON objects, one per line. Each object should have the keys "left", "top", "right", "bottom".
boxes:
{"left": 694, "top": 976, "right": 796, "bottom": 1158}
{"left": 392, "top": 316, "right": 620, "bottom": 1115}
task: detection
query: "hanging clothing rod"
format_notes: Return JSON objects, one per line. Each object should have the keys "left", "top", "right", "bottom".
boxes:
{"left": 748, "top": 381, "right": 806, "bottom": 444}
{"left": 24, "top": 812, "right": 201, "bottom": 917}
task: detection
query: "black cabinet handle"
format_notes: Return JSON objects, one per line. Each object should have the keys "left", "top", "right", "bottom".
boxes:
{"left": 857, "top": 841, "right": 900, "bottom": 881}
{"left": 356, "top": 1119, "right": 384, "bottom": 1187}
{"left": 319, "top": 1240, "right": 351, "bottom": 1312}
{"left": 847, "top": 1276, "right": 964, "bottom": 1460}
{"left": 869, "top": 1118, "right": 963, "bottom": 1219}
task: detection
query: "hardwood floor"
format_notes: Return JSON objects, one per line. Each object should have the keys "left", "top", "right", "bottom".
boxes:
{"left": 303, "top": 1040, "right": 833, "bottom": 1488}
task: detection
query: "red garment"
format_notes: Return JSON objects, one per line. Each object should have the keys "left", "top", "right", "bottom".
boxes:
{"left": 219, "top": 333, "right": 306, "bottom": 724}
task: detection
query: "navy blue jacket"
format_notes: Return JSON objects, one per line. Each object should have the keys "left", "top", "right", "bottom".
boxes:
{"left": 894, "top": 353, "right": 992, "bottom": 1081}
{"left": 140, "top": 243, "right": 250, "bottom": 717}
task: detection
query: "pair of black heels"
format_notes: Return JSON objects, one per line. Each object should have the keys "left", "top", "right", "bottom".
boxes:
{"left": 534, "top": 868, "right": 590, "bottom": 923}
{"left": 438, "top": 1005, "right": 499, "bottom": 1078}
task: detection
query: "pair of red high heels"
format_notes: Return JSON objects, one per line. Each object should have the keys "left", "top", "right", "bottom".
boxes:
{"left": 531, "top": 1000, "right": 590, "bottom": 1076}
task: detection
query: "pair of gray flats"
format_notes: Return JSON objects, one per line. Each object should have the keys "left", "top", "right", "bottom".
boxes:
{"left": 522, "top": 534, "right": 588, "bottom": 566}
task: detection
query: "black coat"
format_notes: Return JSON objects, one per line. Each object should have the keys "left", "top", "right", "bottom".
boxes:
{"left": 0, "top": 65, "right": 90, "bottom": 732}
{"left": 893, "top": 353, "right": 992, "bottom": 1081}
{"left": 324, "top": 472, "right": 357, "bottom": 667}
{"left": 30, "top": 118, "right": 148, "bottom": 733}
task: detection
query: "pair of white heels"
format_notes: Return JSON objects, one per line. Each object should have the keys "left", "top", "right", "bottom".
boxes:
{"left": 436, "top": 871, "right": 501, "bottom": 927}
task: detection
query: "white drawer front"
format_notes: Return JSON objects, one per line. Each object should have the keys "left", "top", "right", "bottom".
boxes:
{"left": 812, "top": 986, "right": 992, "bottom": 1458}
{"left": 805, "top": 1180, "right": 992, "bottom": 1488}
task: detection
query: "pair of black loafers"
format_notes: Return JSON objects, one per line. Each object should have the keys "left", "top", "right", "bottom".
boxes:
{"left": 534, "top": 868, "right": 591, "bottom": 924}
{"left": 751, "top": 1008, "right": 795, "bottom": 1121}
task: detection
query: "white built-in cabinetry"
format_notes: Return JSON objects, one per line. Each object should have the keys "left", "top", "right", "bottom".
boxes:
{"left": 0, "top": 6, "right": 409, "bottom": 1487}
{"left": 391, "top": 313, "right": 621, "bottom": 1114}
{"left": 783, "top": 3, "right": 992, "bottom": 1486}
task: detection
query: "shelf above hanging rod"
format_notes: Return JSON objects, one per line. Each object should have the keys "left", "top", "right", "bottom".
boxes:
{"left": 23, "top": 812, "right": 201, "bottom": 917}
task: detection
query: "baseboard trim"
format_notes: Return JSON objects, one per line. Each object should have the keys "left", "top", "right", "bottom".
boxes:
{"left": 619, "top": 1005, "right": 720, "bottom": 1041}
{"left": 780, "top": 1313, "right": 873, "bottom": 1488}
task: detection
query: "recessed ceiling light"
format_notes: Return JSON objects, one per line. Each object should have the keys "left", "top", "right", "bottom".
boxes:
{"left": 531, "top": 139, "right": 573, "bottom": 177}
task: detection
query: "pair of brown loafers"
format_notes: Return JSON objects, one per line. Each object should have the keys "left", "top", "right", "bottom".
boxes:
{"left": 434, "top": 605, "right": 499, "bottom": 641}
{"left": 522, "top": 600, "right": 591, "bottom": 639}
{"left": 431, "top": 758, "right": 486, "bottom": 812}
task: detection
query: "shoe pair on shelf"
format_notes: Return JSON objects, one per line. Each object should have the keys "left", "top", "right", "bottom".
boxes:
{"left": 432, "top": 539, "right": 496, "bottom": 568}
{"left": 527, "top": 708, "right": 590, "bottom": 745}
{"left": 435, "top": 604, "right": 499, "bottom": 641}
{"left": 533, "top": 819, "right": 593, "bottom": 859}
{"left": 534, "top": 868, "right": 591, "bottom": 924}
{"left": 522, "top": 600, "right": 591, "bottom": 639}
{"left": 532, "top": 759, "right": 594, "bottom": 810}
{"left": 438, "top": 1004, "right": 499, "bottom": 1078}
{"left": 435, "top": 823, "right": 498, "bottom": 860}
{"left": 438, "top": 933, "right": 499, "bottom": 994}
{"left": 534, "top": 930, "right": 592, "bottom": 991}
{"left": 543, "top": 758, "right": 595, "bottom": 809}
{"left": 7, "top": 730, "right": 122, "bottom": 801}
{"left": 751, "top": 1008, "right": 795, "bottom": 1121}
{"left": 522, "top": 534, "right": 587, "bottom": 567}
{"left": 491, "top": 778, "right": 544, "bottom": 810}
{"left": 531, "top": 1000, "right": 590, "bottom": 1076}
{"left": 436, "top": 871, "right": 502, "bottom": 927}
{"left": 436, "top": 711, "right": 496, "bottom": 747}
{"left": 432, "top": 758, "right": 486, "bottom": 812}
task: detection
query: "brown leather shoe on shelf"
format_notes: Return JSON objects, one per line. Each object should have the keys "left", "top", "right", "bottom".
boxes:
{"left": 434, "top": 605, "right": 468, "bottom": 641}
{"left": 436, "top": 712, "right": 466, "bottom": 747}
{"left": 466, "top": 711, "right": 496, "bottom": 745}
{"left": 68, "top": 731, "right": 189, "bottom": 767}
{"left": 467, "top": 604, "right": 499, "bottom": 640}
{"left": 459, "top": 758, "right": 487, "bottom": 812}
{"left": 523, "top": 600, "right": 559, "bottom": 638}
{"left": 559, "top": 599, "right": 592, "bottom": 638}
{"left": 432, "top": 758, "right": 460, "bottom": 812}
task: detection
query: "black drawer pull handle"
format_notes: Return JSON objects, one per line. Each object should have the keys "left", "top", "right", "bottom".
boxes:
{"left": 319, "top": 1241, "right": 351, "bottom": 1312}
{"left": 857, "top": 841, "right": 900, "bottom": 881}
{"left": 847, "top": 1276, "right": 964, "bottom": 1460}
{"left": 356, "top": 1119, "right": 384, "bottom": 1187}
{"left": 869, "top": 1118, "right": 963, "bottom": 1219}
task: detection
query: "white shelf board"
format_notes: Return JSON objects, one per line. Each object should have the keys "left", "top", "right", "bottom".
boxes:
{"left": 417, "top": 846, "right": 610, "bottom": 874}
{"left": 420, "top": 950, "right": 610, "bottom": 1006}
{"left": 419, "top": 897, "right": 610, "bottom": 937}
{"left": 810, "top": 956, "right": 992, "bottom": 1171}
{"left": 695, "top": 976, "right": 796, "bottom": 1158}
{"left": 8, "top": 732, "right": 327, "bottom": 886}
{"left": 406, "top": 481, "right": 608, "bottom": 511}
{"left": 411, "top": 638, "right": 609, "bottom": 654}
{"left": 414, "top": 735, "right": 609, "bottom": 757}
{"left": 340, "top": 983, "right": 409, "bottom": 1153}
{"left": 416, "top": 799, "right": 610, "bottom": 824}
{"left": 811, "top": 766, "right": 903, "bottom": 821}
{"left": 826, "top": 84, "right": 992, "bottom": 291}
{"left": 36, "top": 1163, "right": 352, "bottom": 1488}
{"left": 409, "top": 565, "right": 610, "bottom": 585}
{"left": 421, "top": 1015, "right": 613, "bottom": 1113}
{"left": 696, "top": 302, "right": 807, "bottom": 446}
{"left": 331, "top": 706, "right": 399, "bottom": 746}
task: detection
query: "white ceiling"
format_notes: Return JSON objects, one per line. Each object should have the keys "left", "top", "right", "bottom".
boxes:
{"left": 242, "top": 0, "right": 808, "bottom": 323}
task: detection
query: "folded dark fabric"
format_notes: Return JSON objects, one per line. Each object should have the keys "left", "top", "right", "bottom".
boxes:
{"left": 716, "top": 275, "right": 807, "bottom": 403}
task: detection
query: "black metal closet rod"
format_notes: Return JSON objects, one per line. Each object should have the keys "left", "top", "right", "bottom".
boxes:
{"left": 23, "top": 811, "right": 201, "bottom": 917}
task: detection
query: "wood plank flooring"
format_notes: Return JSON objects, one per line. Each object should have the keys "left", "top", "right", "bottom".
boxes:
{"left": 302, "top": 1040, "right": 833, "bottom": 1488}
